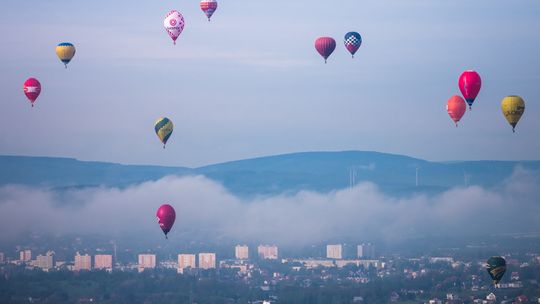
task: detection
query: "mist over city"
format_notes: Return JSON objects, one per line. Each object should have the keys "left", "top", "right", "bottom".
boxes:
{"left": 1, "top": 166, "right": 539, "bottom": 245}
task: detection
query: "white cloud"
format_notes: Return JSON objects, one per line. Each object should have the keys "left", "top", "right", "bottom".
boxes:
{"left": 0, "top": 168, "right": 539, "bottom": 245}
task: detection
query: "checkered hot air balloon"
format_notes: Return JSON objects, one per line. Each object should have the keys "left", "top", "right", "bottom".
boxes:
{"left": 344, "top": 32, "right": 362, "bottom": 58}
{"left": 200, "top": 0, "right": 218, "bottom": 21}
{"left": 315, "top": 37, "right": 336, "bottom": 63}
{"left": 164, "top": 10, "right": 185, "bottom": 45}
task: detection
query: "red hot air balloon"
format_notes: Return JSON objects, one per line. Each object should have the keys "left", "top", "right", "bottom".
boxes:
{"left": 446, "top": 95, "right": 467, "bottom": 127}
{"left": 23, "top": 78, "right": 41, "bottom": 107}
{"left": 458, "top": 70, "right": 482, "bottom": 110}
{"left": 315, "top": 37, "right": 336, "bottom": 63}
{"left": 156, "top": 204, "right": 176, "bottom": 239}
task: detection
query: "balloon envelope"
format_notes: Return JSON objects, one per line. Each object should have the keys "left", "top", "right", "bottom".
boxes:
{"left": 458, "top": 70, "right": 482, "bottom": 109}
{"left": 315, "top": 37, "right": 336, "bottom": 63}
{"left": 155, "top": 117, "right": 174, "bottom": 148}
{"left": 486, "top": 256, "right": 506, "bottom": 284}
{"left": 56, "top": 42, "right": 76, "bottom": 68}
{"left": 23, "top": 78, "right": 41, "bottom": 107}
{"left": 200, "top": 0, "right": 218, "bottom": 21}
{"left": 156, "top": 204, "right": 176, "bottom": 238}
{"left": 446, "top": 95, "right": 467, "bottom": 126}
{"left": 344, "top": 32, "right": 362, "bottom": 58}
{"left": 164, "top": 10, "right": 185, "bottom": 45}
{"left": 501, "top": 95, "right": 525, "bottom": 132}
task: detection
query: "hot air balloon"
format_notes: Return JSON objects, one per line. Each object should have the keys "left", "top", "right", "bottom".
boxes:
{"left": 446, "top": 95, "right": 467, "bottom": 127}
{"left": 315, "top": 37, "right": 336, "bottom": 63}
{"left": 156, "top": 204, "right": 176, "bottom": 239}
{"left": 486, "top": 256, "right": 506, "bottom": 285}
{"left": 164, "top": 10, "right": 185, "bottom": 45}
{"left": 458, "top": 70, "right": 482, "bottom": 110}
{"left": 200, "top": 0, "right": 218, "bottom": 21}
{"left": 155, "top": 117, "right": 174, "bottom": 148}
{"left": 23, "top": 78, "right": 41, "bottom": 107}
{"left": 501, "top": 95, "right": 525, "bottom": 133}
{"left": 55, "top": 42, "right": 76, "bottom": 68}
{"left": 344, "top": 32, "right": 362, "bottom": 58}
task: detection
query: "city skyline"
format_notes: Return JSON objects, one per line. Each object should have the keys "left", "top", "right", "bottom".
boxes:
{"left": 4, "top": 242, "right": 382, "bottom": 269}
{"left": 2, "top": 235, "right": 539, "bottom": 303}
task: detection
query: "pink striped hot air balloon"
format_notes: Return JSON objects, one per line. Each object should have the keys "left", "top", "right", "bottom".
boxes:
{"left": 200, "top": 0, "right": 218, "bottom": 21}
{"left": 315, "top": 37, "right": 336, "bottom": 63}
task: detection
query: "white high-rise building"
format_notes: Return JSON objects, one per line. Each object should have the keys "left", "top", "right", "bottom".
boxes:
{"left": 357, "top": 243, "right": 375, "bottom": 259}
{"left": 235, "top": 245, "right": 249, "bottom": 260}
{"left": 74, "top": 252, "right": 91, "bottom": 271}
{"left": 36, "top": 251, "right": 54, "bottom": 271}
{"left": 198, "top": 253, "right": 216, "bottom": 269}
{"left": 0, "top": 252, "right": 4, "bottom": 264}
{"left": 326, "top": 244, "right": 343, "bottom": 259}
{"left": 178, "top": 254, "right": 196, "bottom": 273}
{"left": 138, "top": 254, "right": 156, "bottom": 272}
{"left": 94, "top": 255, "right": 113, "bottom": 271}
{"left": 19, "top": 250, "right": 32, "bottom": 262}
{"left": 257, "top": 245, "right": 278, "bottom": 260}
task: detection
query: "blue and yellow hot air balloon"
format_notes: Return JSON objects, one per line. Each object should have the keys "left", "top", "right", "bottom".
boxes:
{"left": 155, "top": 117, "right": 174, "bottom": 148}
{"left": 55, "top": 42, "right": 76, "bottom": 68}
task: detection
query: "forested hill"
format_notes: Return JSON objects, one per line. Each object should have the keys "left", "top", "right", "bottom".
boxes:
{"left": 1, "top": 152, "right": 539, "bottom": 196}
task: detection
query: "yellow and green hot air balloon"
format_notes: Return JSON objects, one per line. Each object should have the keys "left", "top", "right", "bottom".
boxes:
{"left": 501, "top": 95, "right": 525, "bottom": 133}
{"left": 56, "top": 42, "right": 76, "bottom": 68}
{"left": 155, "top": 117, "right": 174, "bottom": 148}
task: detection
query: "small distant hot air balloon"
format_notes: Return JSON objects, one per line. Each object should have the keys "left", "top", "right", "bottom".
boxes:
{"left": 501, "top": 95, "right": 525, "bottom": 133}
{"left": 458, "top": 70, "right": 482, "bottom": 110}
{"left": 315, "top": 37, "right": 336, "bottom": 63}
{"left": 156, "top": 204, "right": 176, "bottom": 239}
{"left": 200, "top": 0, "right": 218, "bottom": 21}
{"left": 446, "top": 95, "right": 467, "bottom": 127}
{"left": 155, "top": 117, "right": 174, "bottom": 148}
{"left": 344, "top": 32, "right": 362, "bottom": 58}
{"left": 23, "top": 78, "right": 41, "bottom": 107}
{"left": 164, "top": 10, "right": 185, "bottom": 45}
{"left": 486, "top": 256, "right": 506, "bottom": 285}
{"left": 55, "top": 42, "right": 76, "bottom": 68}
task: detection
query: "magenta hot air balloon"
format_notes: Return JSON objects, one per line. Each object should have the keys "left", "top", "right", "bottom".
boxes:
{"left": 23, "top": 77, "right": 41, "bottom": 107}
{"left": 458, "top": 70, "right": 482, "bottom": 110}
{"left": 156, "top": 204, "right": 176, "bottom": 239}
{"left": 315, "top": 37, "right": 336, "bottom": 63}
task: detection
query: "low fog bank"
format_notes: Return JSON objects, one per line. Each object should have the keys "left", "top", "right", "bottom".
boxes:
{"left": 0, "top": 167, "right": 538, "bottom": 246}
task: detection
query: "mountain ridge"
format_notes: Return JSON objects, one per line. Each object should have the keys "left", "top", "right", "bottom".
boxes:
{"left": 1, "top": 151, "right": 539, "bottom": 196}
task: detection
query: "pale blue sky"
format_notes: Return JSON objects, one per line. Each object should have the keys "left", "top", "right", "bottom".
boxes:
{"left": 0, "top": 1, "right": 539, "bottom": 167}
